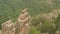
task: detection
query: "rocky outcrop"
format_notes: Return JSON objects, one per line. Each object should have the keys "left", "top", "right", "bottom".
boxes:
{"left": 15, "top": 8, "right": 31, "bottom": 34}
{"left": 1, "top": 20, "right": 15, "bottom": 34}
{"left": 1, "top": 8, "right": 31, "bottom": 34}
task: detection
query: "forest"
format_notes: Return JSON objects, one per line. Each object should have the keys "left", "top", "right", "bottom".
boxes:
{"left": 0, "top": 0, "right": 60, "bottom": 34}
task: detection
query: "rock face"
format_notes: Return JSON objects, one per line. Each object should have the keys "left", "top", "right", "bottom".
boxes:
{"left": 1, "top": 8, "right": 31, "bottom": 34}
{"left": 15, "top": 8, "right": 31, "bottom": 34}
{"left": 1, "top": 20, "right": 15, "bottom": 34}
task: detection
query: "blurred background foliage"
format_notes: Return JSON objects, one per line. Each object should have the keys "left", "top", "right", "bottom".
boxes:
{"left": 0, "top": 0, "right": 60, "bottom": 34}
